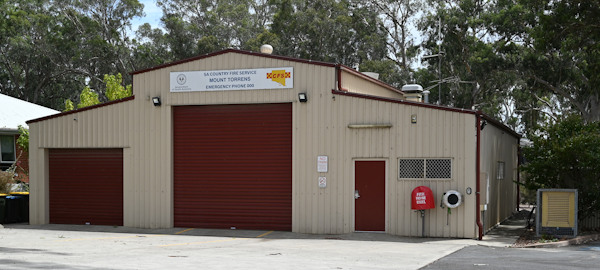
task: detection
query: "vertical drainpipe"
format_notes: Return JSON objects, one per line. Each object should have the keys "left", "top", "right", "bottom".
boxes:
{"left": 336, "top": 64, "right": 343, "bottom": 91}
{"left": 517, "top": 145, "right": 521, "bottom": 212}
{"left": 476, "top": 113, "right": 483, "bottom": 240}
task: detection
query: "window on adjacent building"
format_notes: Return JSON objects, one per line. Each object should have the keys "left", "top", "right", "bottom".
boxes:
{"left": 497, "top": 161, "right": 505, "bottom": 180}
{"left": 399, "top": 158, "right": 452, "bottom": 180}
{"left": 0, "top": 135, "right": 16, "bottom": 163}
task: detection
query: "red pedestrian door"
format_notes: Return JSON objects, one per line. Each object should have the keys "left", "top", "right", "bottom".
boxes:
{"left": 354, "top": 160, "right": 386, "bottom": 231}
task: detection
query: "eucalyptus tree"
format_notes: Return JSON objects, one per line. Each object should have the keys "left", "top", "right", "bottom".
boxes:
{"left": 418, "top": 0, "right": 522, "bottom": 130}
{"left": 55, "top": 0, "right": 143, "bottom": 100}
{"left": 270, "top": 0, "right": 388, "bottom": 68}
{"left": 515, "top": 0, "right": 600, "bottom": 123}
{"left": 369, "top": 0, "right": 422, "bottom": 72}
{"left": 148, "top": 0, "right": 268, "bottom": 60}
{"left": 0, "top": 0, "right": 81, "bottom": 108}
{"left": 0, "top": 0, "right": 143, "bottom": 109}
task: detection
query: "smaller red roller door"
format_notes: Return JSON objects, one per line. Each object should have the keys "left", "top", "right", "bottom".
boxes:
{"left": 49, "top": 149, "right": 123, "bottom": 226}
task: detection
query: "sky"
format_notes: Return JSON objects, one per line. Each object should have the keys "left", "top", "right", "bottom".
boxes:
{"left": 130, "top": 0, "right": 163, "bottom": 33}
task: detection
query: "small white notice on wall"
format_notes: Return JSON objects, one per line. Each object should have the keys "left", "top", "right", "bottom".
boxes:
{"left": 318, "top": 177, "right": 327, "bottom": 188}
{"left": 317, "top": 156, "right": 328, "bottom": 172}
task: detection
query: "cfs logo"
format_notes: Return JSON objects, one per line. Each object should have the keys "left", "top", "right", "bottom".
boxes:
{"left": 266, "top": 70, "right": 291, "bottom": 86}
{"left": 176, "top": 74, "right": 187, "bottom": 85}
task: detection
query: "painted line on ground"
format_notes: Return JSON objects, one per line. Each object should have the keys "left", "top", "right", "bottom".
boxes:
{"left": 158, "top": 237, "right": 247, "bottom": 247}
{"left": 56, "top": 234, "right": 164, "bottom": 242}
{"left": 256, "top": 231, "right": 274, "bottom": 238}
{"left": 175, "top": 228, "right": 194, "bottom": 235}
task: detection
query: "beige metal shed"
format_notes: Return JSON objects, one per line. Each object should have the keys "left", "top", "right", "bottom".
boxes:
{"left": 27, "top": 49, "right": 519, "bottom": 239}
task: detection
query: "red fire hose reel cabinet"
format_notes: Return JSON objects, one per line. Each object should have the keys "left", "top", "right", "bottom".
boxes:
{"left": 411, "top": 186, "right": 435, "bottom": 210}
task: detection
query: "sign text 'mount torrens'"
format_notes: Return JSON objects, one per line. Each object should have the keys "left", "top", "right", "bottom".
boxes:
{"left": 170, "top": 67, "right": 294, "bottom": 92}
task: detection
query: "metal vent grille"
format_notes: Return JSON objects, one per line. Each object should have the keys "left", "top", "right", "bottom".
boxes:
{"left": 426, "top": 159, "right": 452, "bottom": 179}
{"left": 398, "top": 159, "right": 424, "bottom": 178}
{"left": 547, "top": 193, "right": 571, "bottom": 225}
{"left": 399, "top": 158, "right": 452, "bottom": 179}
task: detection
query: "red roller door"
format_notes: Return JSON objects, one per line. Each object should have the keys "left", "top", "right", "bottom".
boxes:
{"left": 49, "top": 149, "right": 123, "bottom": 226}
{"left": 174, "top": 103, "right": 292, "bottom": 231}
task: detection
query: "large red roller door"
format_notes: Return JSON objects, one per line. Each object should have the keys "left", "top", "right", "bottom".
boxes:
{"left": 49, "top": 149, "right": 123, "bottom": 226}
{"left": 174, "top": 103, "right": 292, "bottom": 231}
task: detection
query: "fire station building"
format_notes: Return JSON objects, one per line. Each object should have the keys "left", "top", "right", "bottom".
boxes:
{"left": 27, "top": 49, "right": 519, "bottom": 239}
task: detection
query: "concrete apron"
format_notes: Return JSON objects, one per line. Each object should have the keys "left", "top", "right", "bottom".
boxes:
{"left": 1, "top": 223, "right": 511, "bottom": 270}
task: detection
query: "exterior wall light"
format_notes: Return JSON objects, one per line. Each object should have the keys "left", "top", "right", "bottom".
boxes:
{"left": 298, "top": 93, "right": 307, "bottom": 103}
{"left": 152, "top": 96, "right": 161, "bottom": 106}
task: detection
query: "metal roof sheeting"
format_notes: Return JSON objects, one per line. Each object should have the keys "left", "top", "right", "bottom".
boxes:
{"left": 0, "top": 94, "right": 59, "bottom": 131}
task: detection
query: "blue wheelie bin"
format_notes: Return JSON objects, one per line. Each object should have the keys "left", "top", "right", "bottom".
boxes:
{"left": 8, "top": 192, "right": 29, "bottom": 223}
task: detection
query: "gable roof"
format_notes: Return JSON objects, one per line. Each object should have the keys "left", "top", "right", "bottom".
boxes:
{"left": 130, "top": 48, "right": 403, "bottom": 97}
{"left": 131, "top": 48, "right": 337, "bottom": 75}
{"left": 0, "top": 94, "right": 59, "bottom": 131}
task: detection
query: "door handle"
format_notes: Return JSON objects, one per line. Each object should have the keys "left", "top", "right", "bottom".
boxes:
{"left": 354, "top": 190, "right": 360, "bottom": 199}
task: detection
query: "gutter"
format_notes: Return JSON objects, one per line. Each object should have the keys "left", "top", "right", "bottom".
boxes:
{"left": 476, "top": 112, "right": 484, "bottom": 240}
{"left": 0, "top": 128, "right": 19, "bottom": 133}
{"left": 27, "top": 96, "right": 135, "bottom": 124}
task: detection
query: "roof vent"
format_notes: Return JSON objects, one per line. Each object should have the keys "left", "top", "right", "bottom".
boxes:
{"left": 260, "top": 44, "right": 273, "bottom": 54}
{"left": 401, "top": 84, "right": 425, "bottom": 103}
{"left": 401, "top": 84, "right": 424, "bottom": 93}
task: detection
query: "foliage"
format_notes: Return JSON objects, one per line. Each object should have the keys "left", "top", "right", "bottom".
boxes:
{"left": 104, "top": 73, "right": 132, "bottom": 101}
{"left": 517, "top": 0, "right": 600, "bottom": 123}
{"left": 418, "top": 0, "right": 518, "bottom": 121}
{"left": 0, "top": 162, "right": 28, "bottom": 193}
{"left": 521, "top": 115, "right": 600, "bottom": 219}
{"left": 138, "top": 0, "right": 269, "bottom": 63}
{"left": 359, "top": 59, "right": 405, "bottom": 88}
{"left": 1, "top": 0, "right": 599, "bottom": 139}
{"left": 269, "top": 0, "right": 388, "bottom": 68}
{"left": 0, "top": 0, "right": 82, "bottom": 108}
{"left": 77, "top": 86, "right": 100, "bottom": 109}
{"left": 16, "top": 125, "right": 29, "bottom": 153}
{"left": 0, "top": 169, "right": 12, "bottom": 194}
{"left": 15, "top": 125, "right": 30, "bottom": 186}
{"left": 369, "top": 0, "right": 424, "bottom": 74}
{"left": 0, "top": 0, "right": 143, "bottom": 109}
{"left": 64, "top": 73, "right": 131, "bottom": 111}
{"left": 64, "top": 99, "right": 75, "bottom": 112}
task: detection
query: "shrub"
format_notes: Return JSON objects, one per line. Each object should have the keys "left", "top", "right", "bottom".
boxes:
{"left": 0, "top": 170, "right": 13, "bottom": 194}
{"left": 522, "top": 114, "right": 600, "bottom": 220}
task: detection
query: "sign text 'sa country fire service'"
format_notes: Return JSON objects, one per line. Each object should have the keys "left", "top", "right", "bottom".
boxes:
{"left": 170, "top": 67, "right": 294, "bottom": 92}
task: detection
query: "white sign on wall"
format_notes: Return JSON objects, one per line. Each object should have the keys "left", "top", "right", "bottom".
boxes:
{"left": 318, "top": 177, "right": 327, "bottom": 188}
{"left": 317, "top": 156, "right": 328, "bottom": 173}
{"left": 170, "top": 67, "right": 294, "bottom": 92}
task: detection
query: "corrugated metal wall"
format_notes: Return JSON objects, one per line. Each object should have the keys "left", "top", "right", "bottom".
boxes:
{"left": 30, "top": 52, "right": 335, "bottom": 229}
{"left": 480, "top": 123, "right": 519, "bottom": 232}
{"left": 296, "top": 94, "right": 478, "bottom": 237}
{"left": 28, "top": 51, "right": 519, "bottom": 238}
